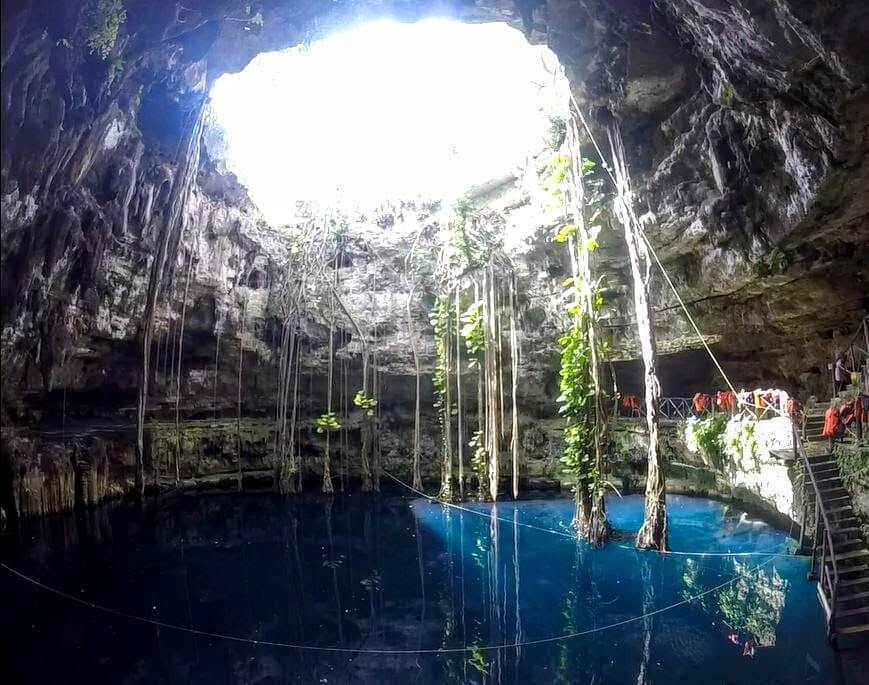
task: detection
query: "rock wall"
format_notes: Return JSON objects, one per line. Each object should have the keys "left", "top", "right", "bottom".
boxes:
{"left": 1, "top": 0, "right": 868, "bottom": 515}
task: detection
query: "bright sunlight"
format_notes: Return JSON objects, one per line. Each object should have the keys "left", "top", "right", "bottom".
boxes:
{"left": 209, "top": 19, "right": 568, "bottom": 224}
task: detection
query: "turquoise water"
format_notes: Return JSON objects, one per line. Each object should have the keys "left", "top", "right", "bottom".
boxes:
{"left": 1, "top": 493, "right": 844, "bottom": 683}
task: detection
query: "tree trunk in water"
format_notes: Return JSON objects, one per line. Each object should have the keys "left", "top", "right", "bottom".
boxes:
{"left": 609, "top": 125, "right": 667, "bottom": 551}
{"left": 567, "top": 115, "right": 610, "bottom": 545}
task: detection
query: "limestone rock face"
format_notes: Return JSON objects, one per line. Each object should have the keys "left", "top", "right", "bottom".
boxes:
{"left": 1, "top": 0, "right": 867, "bottom": 514}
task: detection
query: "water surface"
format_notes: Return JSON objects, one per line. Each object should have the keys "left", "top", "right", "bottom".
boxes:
{"left": 1, "top": 493, "right": 842, "bottom": 684}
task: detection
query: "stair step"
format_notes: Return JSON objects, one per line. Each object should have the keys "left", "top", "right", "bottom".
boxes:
{"left": 817, "top": 495, "right": 852, "bottom": 504}
{"left": 830, "top": 550, "right": 869, "bottom": 562}
{"left": 829, "top": 564, "right": 869, "bottom": 575}
{"left": 831, "top": 527, "right": 863, "bottom": 535}
{"left": 837, "top": 623, "right": 869, "bottom": 635}
{"left": 838, "top": 590, "right": 869, "bottom": 602}
{"left": 808, "top": 486, "right": 846, "bottom": 496}
{"left": 836, "top": 606, "right": 869, "bottom": 618}
{"left": 840, "top": 575, "right": 869, "bottom": 587}
{"left": 826, "top": 505, "right": 854, "bottom": 514}
{"left": 815, "top": 476, "right": 842, "bottom": 484}
{"left": 831, "top": 538, "right": 865, "bottom": 548}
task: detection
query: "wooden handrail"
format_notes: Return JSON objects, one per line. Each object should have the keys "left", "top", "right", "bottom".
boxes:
{"left": 791, "top": 420, "right": 839, "bottom": 635}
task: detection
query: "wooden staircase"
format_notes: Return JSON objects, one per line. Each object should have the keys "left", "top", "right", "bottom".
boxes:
{"left": 794, "top": 425, "right": 869, "bottom": 643}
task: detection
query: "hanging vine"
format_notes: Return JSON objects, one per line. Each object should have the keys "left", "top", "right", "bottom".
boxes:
{"left": 546, "top": 111, "right": 612, "bottom": 545}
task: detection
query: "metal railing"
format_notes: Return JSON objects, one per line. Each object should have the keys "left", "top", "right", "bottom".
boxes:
{"left": 619, "top": 395, "right": 786, "bottom": 421}
{"left": 792, "top": 420, "right": 840, "bottom": 639}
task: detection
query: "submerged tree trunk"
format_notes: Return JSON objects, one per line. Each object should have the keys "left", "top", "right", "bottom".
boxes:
{"left": 609, "top": 125, "right": 667, "bottom": 551}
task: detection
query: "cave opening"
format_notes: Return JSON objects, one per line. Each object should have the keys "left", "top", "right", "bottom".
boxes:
{"left": 3, "top": 1, "right": 868, "bottom": 678}
{"left": 207, "top": 18, "right": 568, "bottom": 221}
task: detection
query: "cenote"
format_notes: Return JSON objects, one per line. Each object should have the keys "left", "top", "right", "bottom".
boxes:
{"left": 0, "top": 493, "right": 841, "bottom": 683}
{"left": 2, "top": 1, "right": 869, "bottom": 683}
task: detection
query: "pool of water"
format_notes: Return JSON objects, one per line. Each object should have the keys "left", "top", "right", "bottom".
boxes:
{"left": 0, "top": 492, "right": 845, "bottom": 684}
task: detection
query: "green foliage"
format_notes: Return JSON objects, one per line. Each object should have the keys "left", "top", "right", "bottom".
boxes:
{"left": 557, "top": 321, "right": 598, "bottom": 488}
{"left": 353, "top": 389, "right": 377, "bottom": 417}
{"left": 716, "top": 563, "right": 787, "bottom": 646}
{"left": 446, "top": 195, "right": 491, "bottom": 275}
{"left": 106, "top": 55, "right": 124, "bottom": 88}
{"left": 314, "top": 412, "right": 341, "bottom": 434}
{"left": 430, "top": 294, "right": 452, "bottom": 412}
{"left": 546, "top": 115, "right": 566, "bottom": 150}
{"left": 722, "top": 83, "right": 736, "bottom": 106}
{"left": 552, "top": 223, "right": 577, "bottom": 244}
{"left": 692, "top": 415, "right": 728, "bottom": 464}
{"left": 835, "top": 445, "right": 869, "bottom": 490}
{"left": 459, "top": 300, "right": 484, "bottom": 362}
{"left": 469, "top": 429, "right": 488, "bottom": 480}
{"left": 86, "top": 0, "right": 126, "bottom": 59}
{"left": 756, "top": 247, "right": 790, "bottom": 276}
{"left": 729, "top": 421, "right": 758, "bottom": 464}
{"left": 468, "top": 645, "right": 488, "bottom": 675}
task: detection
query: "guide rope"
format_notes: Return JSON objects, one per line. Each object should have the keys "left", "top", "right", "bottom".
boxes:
{"left": 1, "top": 554, "right": 777, "bottom": 654}
{"left": 384, "top": 470, "right": 805, "bottom": 559}
{"left": 565, "top": 92, "right": 760, "bottom": 409}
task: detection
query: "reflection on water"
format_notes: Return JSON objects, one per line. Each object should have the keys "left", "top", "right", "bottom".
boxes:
{"left": 1, "top": 493, "right": 842, "bottom": 684}
{"left": 684, "top": 557, "right": 787, "bottom": 650}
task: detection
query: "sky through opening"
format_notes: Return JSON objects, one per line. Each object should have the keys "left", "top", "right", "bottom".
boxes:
{"left": 209, "top": 19, "right": 568, "bottom": 225}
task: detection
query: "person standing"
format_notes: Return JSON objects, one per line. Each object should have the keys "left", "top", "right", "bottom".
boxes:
{"left": 834, "top": 355, "right": 851, "bottom": 394}
{"left": 822, "top": 399, "right": 843, "bottom": 449}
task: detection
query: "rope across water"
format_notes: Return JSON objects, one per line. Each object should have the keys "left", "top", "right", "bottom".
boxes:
{"left": 2, "top": 473, "right": 804, "bottom": 655}
{"left": 0, "top": 553, "right": 778, "bottom": 655}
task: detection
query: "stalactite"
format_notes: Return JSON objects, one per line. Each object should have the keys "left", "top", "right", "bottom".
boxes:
{"left": 331, "top": 286, "right": 372, "bottom": 491}
{"left": 135, "top": 104, "right": 206, "bottom": 500}
{"left": 338, "top": 352, "right": 350, "bottom": 492}
{"left": 323, "top": 296, "right": 335, "bottom": 495}
{"left": 212, "top": 324, "right": 221, "bottom": 422}
{"left": 443, "top": 293, "right": 453, "bottom": 495}
{"left": 509, "top": 276, "right": 520, "bottom": 500}
{"left": 235, "top": 294, "right": 246, "bottom": 493}
{"left": 473, "top": 279, "right": 490, "bottom": 501}
{"left": 174, "top": 230, "right": 196, "bottom": 485}
{"left": 293, "top": 340, "right": 303, "bottom": 493}
{"left": 406, "top": 284, "right": 423, "bottom": 490}
{"left": 609, "top": 125, "right": 667, "bottom": 551}
{"left": 454, "top": 286, "right": 464, "bottom": 497}
{"left": 371, "top": 315, "right": 382, "bottom": 493}
{"left": 485, "top": 264, "right": 500, "bottom": 500}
